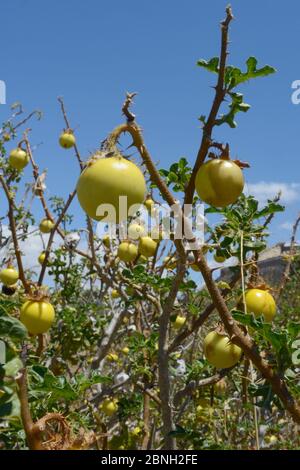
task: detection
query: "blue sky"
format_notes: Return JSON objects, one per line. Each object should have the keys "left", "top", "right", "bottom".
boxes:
{"left": 1, "top": 0, "right": 300, "bottom": 249}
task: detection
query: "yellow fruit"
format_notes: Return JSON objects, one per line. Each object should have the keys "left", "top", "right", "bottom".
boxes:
{"left": 9, "top": 148, "right": 29, "bottom": 171}
{"left": 195, "top": 159, "right": 244, "bottom": 207}
{"left": 38, "top": 252, "right": 49, "bottom": 265}
{"left": 39, "top": 218, "right": 55, "bottom": 234}
{"left": 173, "top": 315, "right": 186, "bottom": 329}
{"left": 137, "top": 255, "right": 148, "bottom": 264}
{"left": 102, "top": 234, "right": 110, "bottom": 248}
{"left": 191, "top": 263, "right": 201, "bottom": 272}
{"left": 214, "top": 254, "right": 226, "bottom": 263}
{"left": 118, "top": 241, "right": 138, "bottom": 262}
{"left": 0, "top": 267, "right": 19, "bottom": 286}
{"left": 76, "top": 155, "right": 146, "bottom": 221}
{"left": 164, "top": 256, "right": 177, "bottom": 270}
{"left": 59, "top": 132, "right": 76, "bottom": 149}
{"left": 111, "top": 289, "right": 120, "bottom": 299}
{"left": 204, "top": 331, "right": 242, "bottom": 369}
{"left": 3, "top": 133, "right": 11, "bottom": 142}
{"left": 244, "top": 289, "right": 276, "bottom": 322}
{"left": 138, "top": 236, "right": 157, "bottom": 258}
{"left": 122, "top": 346, "right": 130, "bottom": 355}
{"left": 128, "top": 223, "right": 146, "bottom": 240}
{"left": 106, "top": 353, "right": 118, "bottom": 362}
{"left": 20, "top": 300, "right": 55, "bottom": 335}
{"left": 101, "top": 398, "right": 118, "bottom": 416}
{"left": 144, "top": 198, "right": 154, "bottom": 212}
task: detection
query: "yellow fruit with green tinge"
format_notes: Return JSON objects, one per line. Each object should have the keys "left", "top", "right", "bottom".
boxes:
{"left": 0, "top": 267, "right": 19, "bottom": 286}
{"left": 191, "top": 263, "right": 201, "bottom": 272}
{"left": 102, "top": 234, "right": 110, "bottom": 248}
{"left": 118, "top": 241, "right": 138, "bottom": 263}
{"left": 195, "top": 159, "right": 244, "bottom": 207}
{"left": 20, "top": 300, "right": 55, "bottom": 335}
{"left": 9, "top": 148, "right": 29, "bottom": 171}
{"left": 128, "top": 223, "right": 146, "bottom": 240}
{"left": 122, "top": 346, "right": 129, "bottom": 355}
{"left": 138, "top": 237, "right": 157, "bottom": 258}
{"left": 76, "top": 155, "right": 146, "bottom": 221}
{"left": 100, "top": 398, "right": 118, "bottom": 416}
{"left": 39, "top": 218, "right": 55, "bottom": 234}
{"left": 244, "top": 289, "right": 276, "bottom": 322}
{"left": 106, "top": 353, "right": 118, "bottom": 362}
{"left": 204, "top": 331, "right": 242, "bottom": 369}
{"left": 38, "top": 252, "right": 50, "bottom": 266}
{"left": 59, "top": 132, "right": 76, "bottom": 149}
{"left": 144, "top": 198, "right": 154, "bottom": 212}
{"left": 214, "top": 254, "right": 226, "bottom": 263}
{"left": 173, "top": 315, "right": 186, "bottom": 330}
{"left": 111, "top": 289, "right": 120, "bottom": 299}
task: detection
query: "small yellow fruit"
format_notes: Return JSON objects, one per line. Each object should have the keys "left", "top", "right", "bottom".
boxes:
{"left": 59, "top": 131, "right": 76, "bottom": 149}
{"left": 138, "top": 236, "right": 157, "bottom": 258}
{"left": 128, "top": 223, "right": 146, "bottom": 240}
{"left": 101, "top": 398, "right": 118, "bottom": 416}
{"left": 102, "top": 234, "right": 110, "bottom": 248}
{"left": 9, "top": 148, "right": 29, "bottom": 171}
{"left": 204, "top": 331, "right": 242, "bottom": 369}
{"left": 195, "top": 159, "right": 244, "bottom": 207}
{"left": 244, "top": 289, "right": 276, "bottom": 322}
{"left": 0, "top": 267, "right": 19, "bottom": 286}
{"left": 118, "top": 241, "right": 138, "bottom": 263}
{"left": 214, "top": 254, "right": 226, "bottom": 263}
{"left": 122, "top": 346, "right": 130, "bottom": 355}
{"left": 39, "top": 218, "right": 55, "bottom": 234}
{"left": 20, "top": 300, "right": 55, "bottom": 335}
{"left": 3, "top": 133, "right": 11, "bottom": 142}
{"left": 144, "top": 198, "right": 155, "bottom": 212}
{"left": 106, "top": 353, "right": 118, "bottom": 362}
{"left": 111, "top": 289, "right": 120, "bottom": 299}
{"left": 191, "top": 263, "right": 201, "bottom": 272}
{"left": 38, "top": 252, "right": 48, "bottom": 265}
{"left": 173, "top": 315, "right": 186, "bottom": 330}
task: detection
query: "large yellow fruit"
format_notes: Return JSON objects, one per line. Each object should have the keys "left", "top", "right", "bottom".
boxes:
{"left": 20, "top": 300, "right": 55, "bottom": 335}
{"left": 76, "top": 155, "right": 146, "bottom": 221}
{"left": 204, "top": 331, "right": 242, "bottom": 369}
{"left": 0, "top": 267, "right": 19, "bottom": 286}
{"left": 39, "top": 218, "right": 55, "bottom": 234}
{"left": 173, "top": 315, "right": 186, "bottom": 330}
{"left": 244, "top": 289, "right": 276, "bottom": 322}
{"left": 118, "top": 241, "right": 138, "bottom": 262}
{"left": 138, "top": 236, "right": 157, "bottom": 258}
{"left": 9, "top": 148, "right": 29, "bottom": 171}
{"left": 195, "top": 159, "right": 244, "bottom": 207}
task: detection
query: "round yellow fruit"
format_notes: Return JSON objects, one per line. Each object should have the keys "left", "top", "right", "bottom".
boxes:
{"left": 59, "top": 132, "right": 76, "bottom": 149}
{"left": 204, "top": 331, "right": 242, "bottom": 369}
{"left": 128, "top": 223, "right": 146, "bottom": 240}
{"left": 9, "top": 148, "right": 29, "bottom": 171}
{"left": 244, "top": 289, "right": 276, "bottom": 322}
{"left": 76, "top": 155, "right": 146, "bottom": 221}
{"left": 101, "top": 398, "right": 118, "bottom": 416}
{"left": 195, "top": 159, "right": 244, "bottom": 207}
{"left": 39, "top": 218, "right": 55, "bottom": 234}
{"left": 173, "top": 315, "right": 186, "bottom": 330}
{"left": 122, "top": 346, "right": 129, "bottom": 355}
{"left": 111, "top": 289, "right": 120, "bottom": 299}
{"left": 214, "top": 254, "right": 226, "bottom": 263}
{"left": 106, "top": 353, "right": 118, "bottom": 362}
{"left": 118, "top": 241, "right": 138, "bottom": 263}
{"left": 191, "top": 263, "right": 201, "bottom": 272}
{"left": 138, "top": 236, "right": 157, "bottom": 258}
{"left": 20, "top": 300, "right": 55, "bottom": 335}
{"left": 144, "top": 198, "right": 155, "bottom": 212}
{"left": 38, "top": 252, "right": 48, "bottom": 265}
{"left": 0, "top": 267, "right": 19, "bottom": 286}
{"left": 102, "top": 234, "right": 111, "bottom": 248}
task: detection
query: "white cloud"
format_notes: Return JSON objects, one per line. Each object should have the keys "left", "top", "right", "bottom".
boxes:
{"left": 245, "top": 182, "right": 300, "bottom": 205}
{"left": 279, "top": 222, "right": 294, "bottom": 231}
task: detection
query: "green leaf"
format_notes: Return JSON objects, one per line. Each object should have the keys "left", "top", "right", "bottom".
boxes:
{"left": 215, "top": 92, "right": 250, "bottom": 128}
{"left": 197, "top": 57, "right": 219, "bottom": 73}
{"left": 225, "top": 57, "right": 276, "bottom": 89}
{"left": 0, "top": 315, "right": 27, "bottom": 340}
